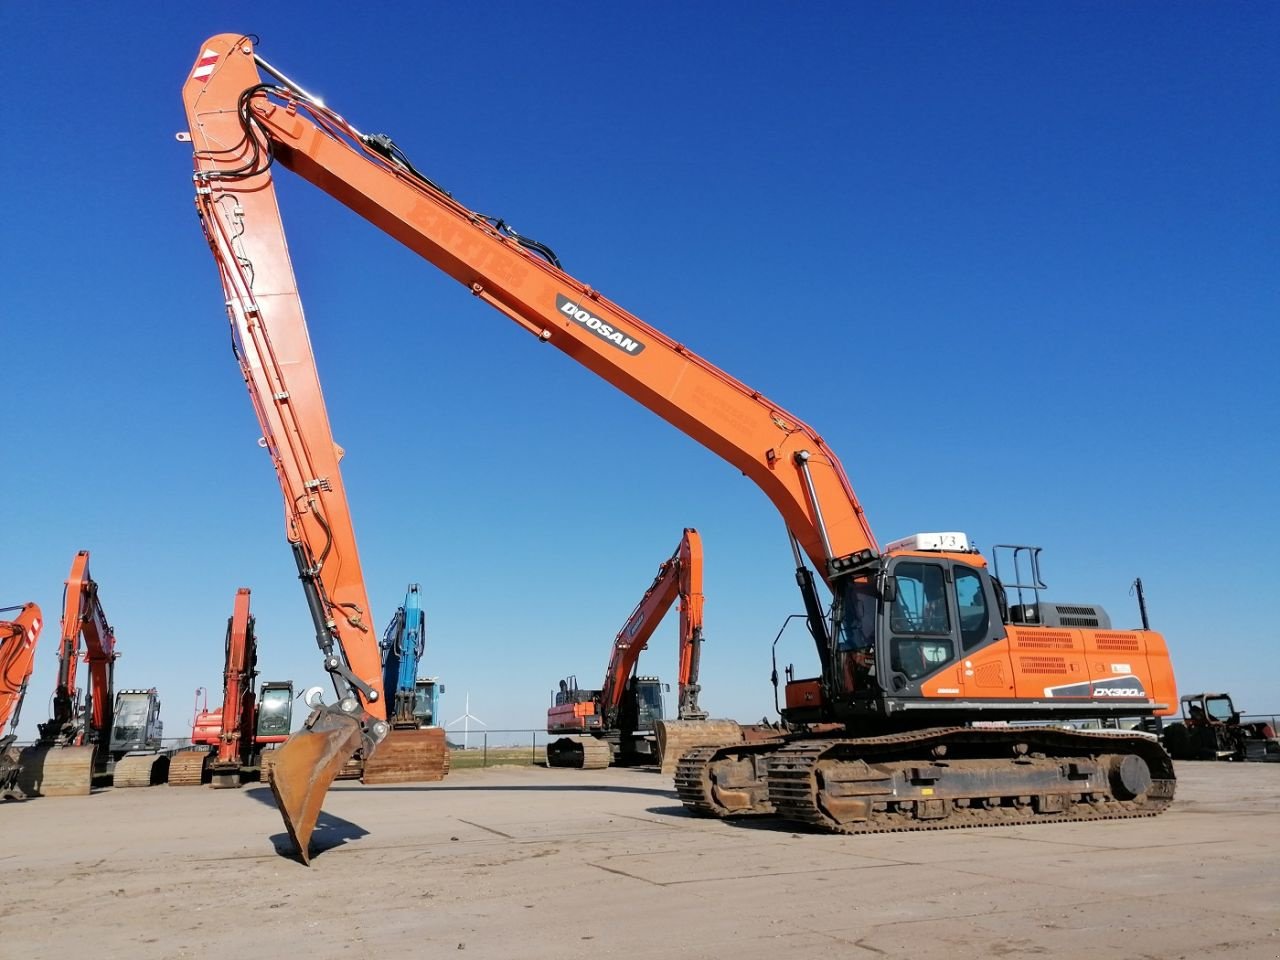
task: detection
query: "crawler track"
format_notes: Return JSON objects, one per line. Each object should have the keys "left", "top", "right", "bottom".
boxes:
{"left": 167, "top": 750, "right": 209, "bottom": 786}
{"left": 113, "top": 753, "right": 170, "bottom": 788}
{"left": 675, "top": 742, "right": 778, "bottom": 816}
{"left": 546, "top": 735, "right": 612, "bottom": 769}
{"left": 677, "top": 727, "right": 1175, "bottom": 834}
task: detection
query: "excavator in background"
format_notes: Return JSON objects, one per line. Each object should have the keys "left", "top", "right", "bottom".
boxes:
{"left": 1, "top": 603, "right": 43, "bottom": 800}
{"left": 107, "top": 687, "right": 170, "bottom": 787}
{"left": 169, "top": 588, "right": 295, "bottom": 786}
{"left": 360, "top": 584, "right": 449, "bottom": 784}
{"left": 18, "top": 553, "right": 170, "bottom": 792}
{"left": 183, "top": 36, "right": 1178, "bottom": 858}
{"left": 546, "top": 529, "right": 740, "bottom": 772}
{"left": 1162, "top": 693, "right": 1280, "bottom": 763}
{"left": 19, "top": 551, "right": 120, "bottom": 796}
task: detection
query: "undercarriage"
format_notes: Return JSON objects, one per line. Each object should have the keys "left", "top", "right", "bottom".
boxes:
{"left": 676, "top": 726, "right": 1175, "bottom": 834}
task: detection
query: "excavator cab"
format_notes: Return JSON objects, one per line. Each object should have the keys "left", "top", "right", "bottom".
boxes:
{"left": 109, "top": 689, "right": 163, "bottom": 757}
{"left": 412, "top": 679, "right": 443, "bottom": 727}
{"left": 256, "top": 682, "right": 294, "bottom": 742}
{"left": 628, "top": 676, "right": 667, "bottom": 732}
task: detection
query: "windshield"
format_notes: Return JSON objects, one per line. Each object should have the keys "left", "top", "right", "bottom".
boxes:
{"left": 257, "top": 688, "right": 291, "bottom": 735}
{"left": 1205, "top": 696, "right": 1234, "bottom": 721}
{"left": 113, "top": 695, "right": 149, "bottom": 742}
{"left": 414, "top": 684, "right": 436, "bottom": 725}
{"left": 635, "top": 681, "right": 664, "bottom": 728}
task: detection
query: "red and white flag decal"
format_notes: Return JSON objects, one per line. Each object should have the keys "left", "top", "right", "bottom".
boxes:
{"left": 192, "top": 48, "right": 219, "bottom": 83}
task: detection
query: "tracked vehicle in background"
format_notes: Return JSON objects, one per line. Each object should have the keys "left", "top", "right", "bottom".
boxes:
{"left": 360, "top": 585, "right": 449, "bottom": 784}
{"left": 19, "top": 551, "right": 120, "bottom": 797}
{"left": 107, "top": 688, "right": 170, "bottom": 787}
{"left": 547, "top": 529, "right": 741, "bottom": 771}
{"left": 170, "top": 589, "right": 294, "bottom": 787}
{"left": 1162, "top": 692, "right": 1279, "bottom": 763}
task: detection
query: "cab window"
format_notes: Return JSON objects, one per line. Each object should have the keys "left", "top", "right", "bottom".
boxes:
{"left": 888, "top": 562, "right": 953, "bottom": 681}
{"left": 953, "top": 566, "right": 990, "bottom": 651}
{"left": 890, "top": 562, "right": 950, "bottom": 635}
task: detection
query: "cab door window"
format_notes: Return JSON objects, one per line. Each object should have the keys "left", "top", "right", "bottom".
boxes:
{"left": 889, "top": 561, "right": 954, "bottom": 680}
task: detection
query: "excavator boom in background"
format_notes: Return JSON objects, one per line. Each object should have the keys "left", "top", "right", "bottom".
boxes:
{"left": 0, "top": 602, "right": 43, "bottom": 800}
{"left": 169, "top": 588, "right": 295, "bottom": 787}
{"left": 184, "top": 35, "right": 1177, "bottom": 858}
{"left": 546, "top": 529, "right": 740, "bottom": 772}
{"left": 19, "top": 551, "right": 119, "bottom": 796}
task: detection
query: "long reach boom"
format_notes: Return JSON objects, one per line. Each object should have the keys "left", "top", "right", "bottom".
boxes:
{"left": 184, "top": 35, "right": 1177, "bottom": 860}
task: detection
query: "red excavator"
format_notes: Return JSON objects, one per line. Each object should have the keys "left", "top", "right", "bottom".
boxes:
{"left": 1, "top": 603, "right": 43, "bottom": 800}
{"left": 18, "top": 551, "right": 167, "bottom": 793}
{"left": 546, "top": 529, "right": 739, "bottom": 771}
{"left": 169, "top": 588, "right": 294, "bottom": 787}
{"left": 183, "top": 36, "right": 1178, "bottom": 858}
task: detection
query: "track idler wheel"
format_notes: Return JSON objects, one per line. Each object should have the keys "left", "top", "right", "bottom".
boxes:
{"left": 1109, "top": 753, "right": 1153, "bottom": 800}
{"left": 268, "top": 704, "right": 375, "bottom": 865}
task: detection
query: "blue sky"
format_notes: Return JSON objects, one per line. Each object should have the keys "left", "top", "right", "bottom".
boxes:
{"left": 3, "top": 3, "right": 1277, "bottom": 741}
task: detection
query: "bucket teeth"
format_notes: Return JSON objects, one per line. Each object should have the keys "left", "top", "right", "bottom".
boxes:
{"left": 268, "top": 710, "right": 364, "bottom": 864}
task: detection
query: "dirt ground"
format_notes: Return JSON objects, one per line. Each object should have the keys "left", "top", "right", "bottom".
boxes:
{"left": 2, "top": 760, "right": 1277, "bottom": 959}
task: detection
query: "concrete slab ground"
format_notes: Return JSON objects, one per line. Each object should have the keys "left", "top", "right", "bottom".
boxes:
{"left": 1, "top": 761, "right": 1276, "bottom": 959}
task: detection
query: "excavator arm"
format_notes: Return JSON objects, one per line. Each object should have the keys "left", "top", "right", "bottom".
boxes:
{"left": 216, "top": 588, "right": 258, "bottom": 771}
{"left": 0, "top": 603, "right": 43, "bottom": 737}
{"left": 40, "top": 551, "right": 118, "bottom": 747}
{"left": 380, "top": 585, "right": 427, "bottom": 727}
{"left": 183, "top": 35, "right": 877, "bottom": 859}
{"left": 598, "top": 539, "right": 686, "bottom": 727}
{"left": 674, "top": 530, "right": 707, "bottom": 721}
{"left": 0, "top": 602, "right": 43, "bottom": 799}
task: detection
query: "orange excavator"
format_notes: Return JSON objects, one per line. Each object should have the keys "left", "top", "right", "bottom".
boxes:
{"left": 1, "top": 603, "right": 43, "bottom": 800}
{"left": 183, "top": 36, "right": 1178, "bottom": 858}
{"left": 19, "top": 551, "right": 120, "bottom": 796}
{"left": 169, "top": 588, "right": 295, "bottom": 787}
{"left": 546, "top": 529, "right": 740, "bottom": 772}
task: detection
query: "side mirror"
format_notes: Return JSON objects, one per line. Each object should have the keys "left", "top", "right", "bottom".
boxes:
{"left": 881, "top": 575, "right": 898, "bottom": 604}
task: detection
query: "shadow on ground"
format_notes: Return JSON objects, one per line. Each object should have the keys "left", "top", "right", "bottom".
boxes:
{"left": 244, "top": 785, "right": 371, "bottom": 860}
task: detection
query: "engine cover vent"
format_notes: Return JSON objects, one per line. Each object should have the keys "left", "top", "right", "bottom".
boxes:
{"left": 1010, "top": 602, "right": 1111, "bottom": 630}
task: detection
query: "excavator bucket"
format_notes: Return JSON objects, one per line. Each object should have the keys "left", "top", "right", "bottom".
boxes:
{"left": 267, "top": 710, "right": 363, "bottom": 864}
{"left": 656, "top": 719, "right": 745, "bottom": 775}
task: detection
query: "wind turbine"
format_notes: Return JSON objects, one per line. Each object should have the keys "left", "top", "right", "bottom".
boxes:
{"left": 446, "top": 692, "right": 487, "bottom": 749}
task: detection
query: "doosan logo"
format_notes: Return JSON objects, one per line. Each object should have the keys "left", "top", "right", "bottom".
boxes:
{"left": 556, "top": 294, "right": 646, "bottom": 355}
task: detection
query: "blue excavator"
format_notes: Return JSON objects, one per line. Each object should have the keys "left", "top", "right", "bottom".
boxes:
{"left": 358, "top": 584, "right": 449, "bottom": 783}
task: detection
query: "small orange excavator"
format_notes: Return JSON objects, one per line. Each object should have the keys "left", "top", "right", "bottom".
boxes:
{"left": 169, "top": 588, "right": 294, "bottom": 787}
{"left": 546, "top": 529, "right": 740, "bottom": 771}
{"left": 1, "top": 602, "right": 43, "bottom": 800}
{"left": 18, "top": 552, "right": 120, "bottom": 796}
{"left": 183, "top": 36, "right": 1178, "bottom": 858}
